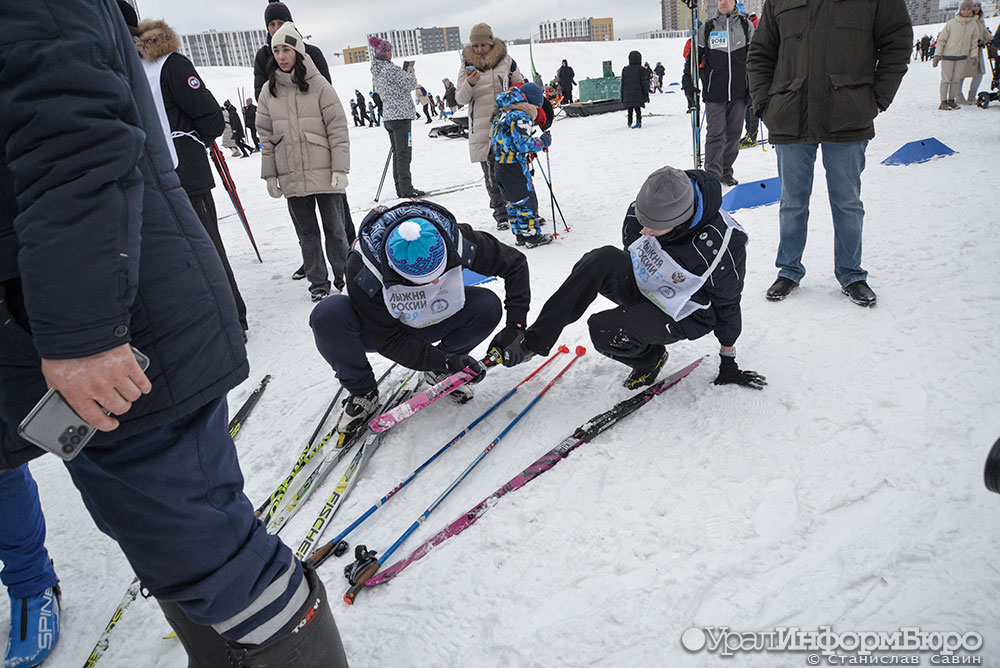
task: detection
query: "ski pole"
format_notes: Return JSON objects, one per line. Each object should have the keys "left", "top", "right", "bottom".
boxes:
{"left": 343, "top": 345, "right": 586, "bottom": 604}
{"left": 544, "top": 150, "right": 558, "bottom": 238}
{"left": 210, "top": 142, "right": 263, "bottom": 262}
{"left": 309, "top": 346, "right": 570, "bottom": 567}
{"left": 229, "top": 375, "right": 271, "bottom": 439}
{"left": 374, "top": 146, "right": 392, "bottom": 202}
{"left": 535, "top": 158, "right": 571, "bottom": 233}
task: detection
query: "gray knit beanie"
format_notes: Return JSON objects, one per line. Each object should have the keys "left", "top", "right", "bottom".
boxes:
{"left": 634, "top": 166, "right": 696, "bottom": 231}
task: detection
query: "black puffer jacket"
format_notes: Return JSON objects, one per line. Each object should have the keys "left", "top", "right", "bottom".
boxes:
{"left": 746, "top": 0, "right": 912, "bottom": 144}
{"left": 0, "top": 0, "right": 248, "bottom": 468}
{"left": 134, "top": 19, "right": 223, "bottom": 196}
{"left": 621, "top": 170, "right": 747, "bottom": 347}
{"left": 620, "top": 51, "right": 651, "bottom": 107}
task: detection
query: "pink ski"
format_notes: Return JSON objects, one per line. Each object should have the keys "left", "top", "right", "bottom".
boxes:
{"left": 365, "top": 356, "right": 707, "bottom": 587}
{"left": 368, "top": 369, "right": 476, "bottom": 432}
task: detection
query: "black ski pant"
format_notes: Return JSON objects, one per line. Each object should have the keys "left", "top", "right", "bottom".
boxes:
{"left": 384, "top": 119, "right": 414, "bottom": 196}
{"left": 286, "top": 194, "right": 350, "bottom": 295}
{"left": 561, "top": 86, "right": 574, "bottom": 104}
{"left": 247, "top": 125, "right": 259, "bottom": 148}
{"left": 234, "top": 136, "right": 253, "bottom": 157}
{"left": 480, "top": 147, "right": 507, "bottom": 224}
{"left": 744, "top": 101, "right": 759, "bottom": 141}
{"left": 188, "top": 192, "right": 248, "bottom": 332}
{"left": 309, "top": 287, "right": 502, "bottom": 396}
{"left": 525, "top": 246, "right": 683, "bottom": 370}
{"left": 626, "top": 106, "right": 643, "bottom": 126}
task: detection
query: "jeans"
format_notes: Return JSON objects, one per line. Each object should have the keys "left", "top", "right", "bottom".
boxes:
{"left": 286, "top": 194, "right": 350, "bottom": 294}
{"left": 0, "top": 465, "right": 58, "bottom": 599}
{"left": 775, "top": 141, "right": 868, "bottom": 286}
{"left": 309, "top": 288, "right": 502, "bottom": 396}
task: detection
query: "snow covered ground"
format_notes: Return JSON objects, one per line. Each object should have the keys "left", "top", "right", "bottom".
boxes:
{"left": 7, "top": 28, "right": 1000, "bottom": 667}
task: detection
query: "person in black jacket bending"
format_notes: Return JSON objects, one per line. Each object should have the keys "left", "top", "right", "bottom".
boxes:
{"left": 310, "top": 201, "right": 532, "bottom": 432}
{"left": 494, "top": 166, "right": 765, "bottom": 392}
{"left": 134, "top": 19, "right": 249, "bottom": 337}
{"left": 223, "top": 100, "right": 253, "bottom": 157}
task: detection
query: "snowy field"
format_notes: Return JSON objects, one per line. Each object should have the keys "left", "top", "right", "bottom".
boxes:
{"left": 7, "top": 28, "right": 1000, "bottom": 667}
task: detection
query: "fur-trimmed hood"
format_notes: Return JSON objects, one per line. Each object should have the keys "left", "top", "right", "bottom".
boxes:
{"left": 134, "top": 19, "right": 179, "bottom": 62}
{"left": 461, "top": 39, "right": 509, "bottom": 71}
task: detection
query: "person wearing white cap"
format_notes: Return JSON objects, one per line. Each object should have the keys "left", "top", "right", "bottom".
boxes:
{"left": 494, "top": 166, "right": 765, "bottom": 391}
{"left": 309, "top": 201, "right": 532, "bottom": 432}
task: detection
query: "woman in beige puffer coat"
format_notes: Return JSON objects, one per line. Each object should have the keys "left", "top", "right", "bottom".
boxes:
{"left": 456, "top": 22, "right": 523, "bottom": 229}
{"left": 257, "top": 22, "right": 351, "bottom": 301}
{"left": 933, "top": 0, "right": 980, "bottom": 108}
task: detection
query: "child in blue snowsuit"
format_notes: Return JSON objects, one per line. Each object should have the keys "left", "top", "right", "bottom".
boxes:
{"left": 490, "top": 82, "right": 553, "bottom": 249}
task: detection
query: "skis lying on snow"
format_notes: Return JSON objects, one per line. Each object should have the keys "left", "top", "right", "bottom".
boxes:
{"left": 294, "top": 372, "right": 419, "bottom": 560}
{"left": 362, "top": 356, "right": 707, "bottom": 589}
{"left": 83, "top": 377, "right": 277, "bottom": 666}
{"left": 369, "top": 352, "right": 500, "bottom": 432}
{"left": 229, "top": 375, "right": 271, "bottom": 439}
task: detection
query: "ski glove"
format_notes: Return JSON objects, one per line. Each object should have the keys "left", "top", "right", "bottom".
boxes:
{"left": 266, "top": 176, "right": 282, "bottom": 199}
{"left": 713, "top": 355, "right": 767, "bottom": 390}
{"left": 444, "top": 354, "right": 487, "bottom": 384}
{"left": 331, "top": 171, "right": 349, "bottom": 190}
{"left": 540, "top": 132, "right": 552, "bottom": 149}
{"left": 488, "top": 324, "right": 534, "bottom": 367}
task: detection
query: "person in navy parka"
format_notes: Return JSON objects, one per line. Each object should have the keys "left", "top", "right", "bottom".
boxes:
{"left": 0, "top": 1, "right": 348, "bottom": 665}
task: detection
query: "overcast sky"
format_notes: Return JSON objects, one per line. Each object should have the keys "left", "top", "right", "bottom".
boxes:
{"left": 136, "top": 1, "right": 662, "bottom": 54}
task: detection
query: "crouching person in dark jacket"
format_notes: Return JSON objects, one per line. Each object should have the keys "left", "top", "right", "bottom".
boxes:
{"left": 310, "top": 201, "right": 531, "bottom": 432}
{"left": 0, "top": 2, "right": 348, "bottom": 666}
{"left": 494, "top": 166, "right": 765, "bottom": 391}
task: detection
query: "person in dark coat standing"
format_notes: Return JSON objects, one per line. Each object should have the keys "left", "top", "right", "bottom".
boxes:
{"left": 134, "top": 19, "right": 249, "bottom": 338}
{"left": 683, "top": 0, "right": 754, "bottom": 186}
{"left": 558, "top": 59, "right": 576, "bottom": 103}
{"left": 371, "top": 90, "right": 383, "bottom": 124}
{"left": 654, "top": 61, "right": 666, "bottom": 90}
{"left": 621, "top": 50, "right": 651, "bottom": 128}
{"left": 243, "top": 97, "right": 259, "bottom": 148}
{"left": 492, "top": 166, "right": 765, "bottom": 393}
{"left": 223, "top": 100, "right": 253, "bottom": 157}
{"left": 253, "top": 1, "right": 331, "bottom": 100}
{"left": 0, "top": 2, "right": 350, "bottom": 666}
{"left": 747, "top": 0, "right": 911, "bottom": 306}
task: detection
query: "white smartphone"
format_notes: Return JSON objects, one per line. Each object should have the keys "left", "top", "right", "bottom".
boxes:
{"left": 18, "top": 346, "right": 150, "bottom": 460}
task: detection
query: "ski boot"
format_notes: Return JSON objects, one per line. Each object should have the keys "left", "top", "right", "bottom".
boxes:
{"left": 515, "top": 233, "right": 554, "bottom": 249}
{"left": 5, "top": 585, "right": 61, "bottom": 668}
{"left": 338, "top": 389, "right": 379, "bottom": 435}
{"left": 623, "top": 348, "right": 669, "bottom": 390}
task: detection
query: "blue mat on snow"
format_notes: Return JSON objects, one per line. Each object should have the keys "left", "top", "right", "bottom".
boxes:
{"left": 881, "top": 137, "right": 956, "bottom": 166}
{"left": 721, "top": 177, "right": 781, "bottom": 211}
{"left": 463, "top": 268, "right": 495, "bottom": 286}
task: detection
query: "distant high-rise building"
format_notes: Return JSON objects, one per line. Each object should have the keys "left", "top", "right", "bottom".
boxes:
{"left": 342, "top": 46, "right": 370, "bottom": 65}
{"left": 179, "top": 29, "right": 267, "bottom": 68}
{"left": 906, "top": 0, "right": 954, "bottom": 25}
{"left": 366, "top": 26, "right": 461, "bottom": 58}
{"left": 538, "top": 17, "right": 615, "bottom": 43}
{"left": 661, "top": 1, "right": 696, "bottom": 31}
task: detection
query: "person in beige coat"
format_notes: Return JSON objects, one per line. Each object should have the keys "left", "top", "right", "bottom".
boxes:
{"left": 963, "top": 2, "right": 993, "bottom": 102}
{"left": 933, "top": 0, "right": 980, "bottom": 109}
{"left": 257, "top": 22, "right": 351, "bottom": 301}
{"left": 456, "top": 23, "right": 524, "bottom": 230}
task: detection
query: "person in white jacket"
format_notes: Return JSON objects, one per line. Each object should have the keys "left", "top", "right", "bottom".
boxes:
{"left": 257, "top": 22, "right": 351, "bottom": 301}
{"left": 933, "top": 0, "right": 980, "bottom": 109}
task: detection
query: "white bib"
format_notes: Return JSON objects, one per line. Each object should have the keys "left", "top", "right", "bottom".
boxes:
{"left": 709, "top": 30, "right": 729, "bottom": 50}
{"left": 629, "top": 211, "right": 742, "bottom": 321}
{"left": 382, "top": 266, "right": 466, "bottom": 328}
{"left": 142, "top": 55, "right": 179, "bottom": 169}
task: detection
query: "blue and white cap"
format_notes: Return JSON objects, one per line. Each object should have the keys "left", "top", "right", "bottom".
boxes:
{"left": 385, "top": 218, "right": 447, "bottom": 284}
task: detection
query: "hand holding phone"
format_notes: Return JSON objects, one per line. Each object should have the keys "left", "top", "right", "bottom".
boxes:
{"left": 21, "top": 345, "right": 151, "bottom": 460}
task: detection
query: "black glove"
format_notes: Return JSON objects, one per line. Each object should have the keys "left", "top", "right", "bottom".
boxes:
{"left": 713, "top": 355, "right": 766, "bottom": 390}
{"left": 488, "top": 324, "right": 535, "bottom": 367}
{"left": 686, "top": 97, "right": 697, "bottom": 112}
{"left": 444, "top": 354, "right": 487, "bottom": 384}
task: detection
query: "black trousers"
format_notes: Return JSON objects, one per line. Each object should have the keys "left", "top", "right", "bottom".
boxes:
{"left": 247, "top": 125, "right": 259, "bottom": 148}
{"left": 526, "top": 246, "right": 683, "bottom": 370}
{"left": 480, "top": 147, "right": 507, "bottom": 223}
{"left": 626, "top": 106, "right": 643, "bottom": 126}
{"left": 744, "top": 102, "right": 759, "bottom": 141}
{"left": 384, "top": 119, "right": 413, "bottom": 196}
{"left": 286, "top": 194, "right": 349, "bottom": 294}
{"left": 188, "top": 192, "right": 247, "bottom": 331}
{"left": 561, "top": 86, "right": 574, "bottom": 104}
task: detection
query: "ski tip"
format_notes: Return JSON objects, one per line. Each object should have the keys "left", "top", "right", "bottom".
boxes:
{"left": 575, "top": 345, "right": 587, "bottom": 356}
{"left": 557, "top": 344, "right": 570, "bottom": 354}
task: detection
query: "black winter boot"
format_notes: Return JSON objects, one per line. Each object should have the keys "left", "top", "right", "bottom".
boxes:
{"left": 226, "top": 562, "right": 348, "bottom": 668}
{"left": 157, "top": 600, "right": 231, "bottom": 668}
{"left": 623, "top": 347, "right": 669, "bottom": 389}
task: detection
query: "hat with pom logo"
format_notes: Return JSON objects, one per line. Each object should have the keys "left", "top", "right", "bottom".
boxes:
{"left": 385, "top": 218, "right": 447, "bottom": 283}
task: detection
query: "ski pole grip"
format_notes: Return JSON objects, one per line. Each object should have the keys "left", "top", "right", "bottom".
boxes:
{"left": 308, "top": 543, "right": 334, "bottom": 568}
{"left": 344, "top": 562, "right": 381, "bottom": 605}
